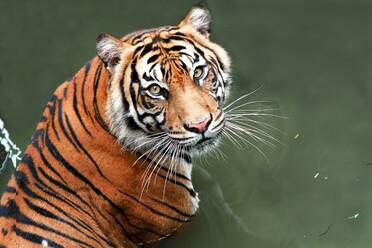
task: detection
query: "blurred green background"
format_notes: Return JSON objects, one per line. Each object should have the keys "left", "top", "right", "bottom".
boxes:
{"left": 1, "top": 0, "right": 372, "bottom": 247}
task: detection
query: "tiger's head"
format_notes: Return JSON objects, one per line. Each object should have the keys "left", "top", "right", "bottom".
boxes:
{"left": 97, "top": 5, "right": 231, "bottom": 156}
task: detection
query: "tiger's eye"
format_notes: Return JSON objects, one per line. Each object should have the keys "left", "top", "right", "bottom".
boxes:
{"left": 194, "top": 66, "right": 204, "bottom": 79}
{"left": 150, "top": 85, "right": 161, "bottom": 95}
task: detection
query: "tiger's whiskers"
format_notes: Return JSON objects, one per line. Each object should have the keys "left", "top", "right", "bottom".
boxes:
{"left": 222, "top": 86, "right": 285, "bottom": 162}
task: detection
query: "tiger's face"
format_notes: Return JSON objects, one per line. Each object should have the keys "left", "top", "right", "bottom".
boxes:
{"left": 97, "top": 5, "right": 231, "bottom": 155}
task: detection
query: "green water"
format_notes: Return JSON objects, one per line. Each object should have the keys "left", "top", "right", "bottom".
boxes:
{"left": 1, "top": 1, "right": 372, "bottom": 247}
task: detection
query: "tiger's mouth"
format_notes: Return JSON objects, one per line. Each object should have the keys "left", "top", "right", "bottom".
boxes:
{"left": 166, "top": 117, "right": 225, "bottom": 154}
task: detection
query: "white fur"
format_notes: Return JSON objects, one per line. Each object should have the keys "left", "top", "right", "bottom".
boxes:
{"left": 96, "top": 35, "right": 124, "bottom": 66}
{"left": 187, "top": 7, "right": 211, "bottom": 34}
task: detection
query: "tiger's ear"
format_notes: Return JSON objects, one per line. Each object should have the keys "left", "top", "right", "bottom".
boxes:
{"left": 96, "top": 33, "right": 126, "bottom": 70}
{"left": 179, "top": 3, "right": 211, "bottom": 38}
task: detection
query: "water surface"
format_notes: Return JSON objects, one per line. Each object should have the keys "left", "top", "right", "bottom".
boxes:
{"left": 1, "top": 1, "right": 371, "bottom": 247}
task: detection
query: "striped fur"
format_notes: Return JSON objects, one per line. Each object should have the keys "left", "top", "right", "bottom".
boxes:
{"left": 0, "top": 5, "right": 231, "bottom": 247}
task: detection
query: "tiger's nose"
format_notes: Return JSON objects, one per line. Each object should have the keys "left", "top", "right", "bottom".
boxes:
{"left": 184, "top": 115, "right": 212, "bottom": 134}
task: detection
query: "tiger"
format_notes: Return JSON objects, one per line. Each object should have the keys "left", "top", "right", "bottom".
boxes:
{"left": 0, "top": 4, "right": 231, "bottom": 248}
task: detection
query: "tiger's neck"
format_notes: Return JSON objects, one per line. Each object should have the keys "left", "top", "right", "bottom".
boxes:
{"left": 2, "top": 58, "right": 198, "bottom": 247}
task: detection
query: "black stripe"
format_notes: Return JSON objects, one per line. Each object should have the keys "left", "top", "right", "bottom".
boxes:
{"left": 92, "top": 63, "right": 109, "bottom": 131}
{"left": 212, "top": 118, "right": 225, "bottom": 131}
{"left": 151, "top": 197, "right": 193, "bottom": 218}
{"left": 3, "top": 187, "right": 16, "bottom": 194}
{"left": 147, "top": 54, "right": 159, "bottom": 64}
{"left": 92, "top": 63, "right": 115, "bottom": 138}
{"left": 64, "top": 113, "right": 110, "bottom": 181}
{"left": 132, "top": 30, "right": 155, "bottom": 45}
{"left": 149, "top": 62, "right": 158, "bottom": 74}
{"left": 163, "top": 26, "right": 179, "bottom": 32}
{"left": 31, "top": 128, "right": 45, "bottom": 147}
{"left": 159, "top": 165, "right": 191, "bottom": 180}
{"left": 39, "top": 115, "right": 47, "bottom": 122}
{"left": 140, "top": 44, "right": 154, "bottom": 57}
{"left": 119, "top": 77, "right": 130, "bottom": 111}
{"left": 126, "top": 117, "right": 141, "bottom": 130}
{"left": 128, "top": 60, "right": 147, "bottom": 130}
{"left": 166, "top": 45, "right": 185, "bottom": 52}
{"left": 63, "top": 85, "right": 68, "bottom": 99}
{"left": 142, "top": 73, "right": 154, "bottom": 82}
{"left": 73, "top": 79, "right": 92, "bottom": 136}
{"left": 107, "top": 212, "right": 142, "bottom": 245}
{"left": 133, "top": 44, "right": 144, "bottom": 56}
{"left": 179, "top": 52, "right": 195, "bottom": 62}
{"left": 57, "top": 99, "right": 81, "bottom": 152}
{"left": 183, "top": 153, "right": 192, "bottom": 164}
{"left": 215, "top": 109, "right": 223, "bottom": 120}
{"left": 158, "top": 173, "right": 196, "bottom": 198}
{"left": 177, "top": 59, "right": 188, "bottom": 71}
{"left": 171, "top": 136, "right": 195, "bottom": 141}
{"left": 12, "top": 224, "right": 64, "bottom": 248}
{"left": 1, "top": 227, "right": 8, "bottom": 236}
{"left": 130, "top": 61, "right": 140, "bottom": 83}
{"left": 0, "top": 199, "right": 18, "bottom": 218}
{"left": 46, "top": 95, "right": 60, "bottom": 141}
{"left": 81, "top": 62, "right": 92, "bottom": 118}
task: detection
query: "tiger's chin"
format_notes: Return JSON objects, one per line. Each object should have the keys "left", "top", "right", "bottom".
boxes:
{"left": 184, "top": 134, "right": 222, "bottom": 156}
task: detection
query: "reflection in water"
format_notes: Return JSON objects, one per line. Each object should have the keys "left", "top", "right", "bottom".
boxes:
{"left": 195, "top": 165, "right": 253, "bottom": 235}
